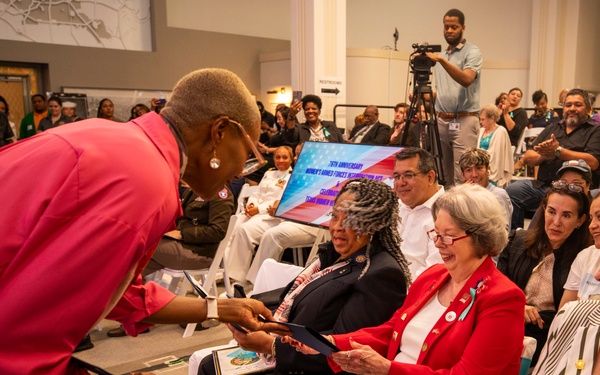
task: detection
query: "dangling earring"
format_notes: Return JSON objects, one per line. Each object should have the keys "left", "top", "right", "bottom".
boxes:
{"left": 210, "top": 147, "right": 221, "bottom": 169}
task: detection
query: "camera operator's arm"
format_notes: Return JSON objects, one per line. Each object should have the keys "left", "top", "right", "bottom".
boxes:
{"left": 426, "top": 52, "right": 476, "bottom": 88}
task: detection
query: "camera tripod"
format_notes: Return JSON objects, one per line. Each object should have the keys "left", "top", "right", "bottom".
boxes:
{"left": 399, "top": 66, "right": 446, "bottom": 186}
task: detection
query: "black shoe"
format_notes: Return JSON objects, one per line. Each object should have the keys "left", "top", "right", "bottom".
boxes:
{"left": 107, "top": 325, "right": 150, "bottom": 337}
{"left": 74, "top": 334, "right": 94, "bottom": 352}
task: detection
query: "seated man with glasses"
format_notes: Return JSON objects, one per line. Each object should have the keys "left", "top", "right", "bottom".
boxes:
{"left": 393, "top": 147, "right": 444, "bottom": 279}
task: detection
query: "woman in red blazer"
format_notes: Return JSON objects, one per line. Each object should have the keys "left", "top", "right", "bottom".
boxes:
{"left": 287, "top": 184, "right": 526, "bottom": 374}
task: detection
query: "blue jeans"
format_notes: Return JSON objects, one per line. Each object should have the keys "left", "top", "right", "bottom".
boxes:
{"left": 506, "top": 180, "right": 549, "bottom": 229}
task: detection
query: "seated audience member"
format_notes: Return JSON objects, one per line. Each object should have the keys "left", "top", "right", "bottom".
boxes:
{"left": 257, "top": 101, "right": 276, "bottom": 129}
{"left": 225, "top": 146, "right": 294, "bottom": 285}
{"left": 591, "top": 92, "right": 600, "bottom": 125}
{"left": 0, "top": 96, "right": 16, "bottom": 141}
{"left": 245, "top": 143, "right": 320, "bottom": 284}
{"left": 286, "top": 94, "right": 344, "bottom": 144}
{"left": 129, "top": 103, "right": 151, "bottom": 120}
{"left": 0, "top": 112, "right": 13, "bottom": 148}
{"left": 97, "top": 98, "right": 120, "bottom": 121}
{"left": 532, "top": 301, "right": 600, "bottom": 375}
{"left": 559, "top": 194, "right": 600, "bottom": 308}
{"left": 257, "top": 106, "right": 298, "bottom": 155}
{"left": 289, "top": 184, "right": 525, "bottom": 374}
{"left": 498, "top": 87, "right": 528, "bottom": 148}
{"left": 389, "top": 102, "right": 416, "bottom": 147}
{"left": 528, "top": 159, "right": 595, "bottom": 227}
{"left": 533, "top": 195, "right": 600, "bottom": 374}
{"left": 459, "top": 148, "right": 513, "bottom": 228}
{"left": 38, "top": 96, "right": 72, "bottom": 132}
{"left": 142, "top": 185, "right": 235, "bottom": 278}
{"left": 555, "top": 88, "right": 570, "bottom": 119}
{"left": 18, "top": 93, "right": 48, "bottom": 139}
{"left": 495, "top": 92, "right": 508, "bottom": 107}
{"left": 348, "top": 105, "right": 390, "bottom": 145}
{"left": 508, "top": 88, "right": 600, "bottom": 229}
{"left": 198, "top": 178, "right": 412, "bottom": 375}
{"left": 477, "top": 104, "right": 513, "bottom": 187}
{"left": 394, "top": 147, "right": 444, "bottom": 278}
{"left": 62, "top": 101, "right": 82, "bottom": 122}
{"left": 498, "top": 185, "right": 592, "bottom": 366}
{"left": 529, "top": 89, "right": 560, "bottom": 128}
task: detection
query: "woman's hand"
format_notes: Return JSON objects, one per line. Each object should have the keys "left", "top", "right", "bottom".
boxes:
{"left": 266, "top": 200, "right": 280, "bottom": 217}
{"left": 330, "top": 339, "right": 391, "bottom": 375}
{"left": 289, "top": 101, "right": 303, "bottom": 118}
{"left": 227, "top": 324, "right": 274, "bottom": 354}
{"left": 524, "top": 305, "right": 544, "bottom": 329}
{"left": 218, "top": 299, "right": 291, "bottom": 336}
{"left": 245, "top": 203, "right": 259, "bottom": 217}
{"left": 257, "top": 142, "right": 269, "bottom": 154}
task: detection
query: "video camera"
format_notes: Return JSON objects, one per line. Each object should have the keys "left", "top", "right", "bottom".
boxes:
{"left": 410, "top": 43, "right": 442, "bottom": 82}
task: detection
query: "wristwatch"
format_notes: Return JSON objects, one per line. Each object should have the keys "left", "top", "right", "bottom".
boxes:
{"left": 554, "top": 146, "right": 563, "bottom": 158}
{"left": 201, "top": 296, "right": 220, "bottom": 328}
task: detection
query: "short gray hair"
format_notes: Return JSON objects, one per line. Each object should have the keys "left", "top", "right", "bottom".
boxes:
{"left": 432, "top": 184, "right": 508, "bottom": 257}
{"left": 480, "top": 104, "right": 500, "bottom": 122}
{"left": 161, "top": 68, "right": 260, "bottom": 135}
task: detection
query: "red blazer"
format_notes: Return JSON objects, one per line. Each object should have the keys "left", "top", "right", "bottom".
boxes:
{"left": 331, "top": 257, "right": 525, "bottom": 374}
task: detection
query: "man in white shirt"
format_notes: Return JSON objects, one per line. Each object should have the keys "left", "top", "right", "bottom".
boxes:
{"left": 394, "top": 147, "right": 444, "bottom": 278}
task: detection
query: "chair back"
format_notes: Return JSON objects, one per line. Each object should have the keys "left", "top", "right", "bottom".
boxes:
{"left": 520, "top": 336, "right": 537, "bottom": 375}
{"left": 236, "top": 183, "right": 259, "bottom": 215}
{"left": 516, "top": 127, "right": 545, "bottom": 155}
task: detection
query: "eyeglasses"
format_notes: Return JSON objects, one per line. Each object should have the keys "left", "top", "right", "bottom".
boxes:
{"left": 392, "top": 171, "right": 423, "bottom": 182}
{"left": 427, "top": 229, "right": 474, "bottom": 245}
{"left": 551, "top": 180, "right": 584, "bottom": 193}
{"left": 227, "top": 118, "right": 268, "bottom": 176}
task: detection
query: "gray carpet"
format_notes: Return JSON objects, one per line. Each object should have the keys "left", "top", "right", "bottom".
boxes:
{"left": 73, "top": 319, "right": 232, "bottom": 375}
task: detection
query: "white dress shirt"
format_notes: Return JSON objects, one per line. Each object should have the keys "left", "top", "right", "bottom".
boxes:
{"left": 398, "top": 186, "right": 445, "bottom": 279}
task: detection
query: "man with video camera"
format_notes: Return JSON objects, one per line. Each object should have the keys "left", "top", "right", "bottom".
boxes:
{"left": 426, "top": 8, "right": 482, "bottom": 186}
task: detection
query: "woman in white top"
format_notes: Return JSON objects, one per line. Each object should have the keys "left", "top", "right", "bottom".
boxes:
{"left": 477, "top": 104, "right": 513, "bottom": 187}
{"left": 560, "top": 194, "right": 600, "bottom": 307}
{"left": 225, "top": 146, "right": 294, "bottom": 284}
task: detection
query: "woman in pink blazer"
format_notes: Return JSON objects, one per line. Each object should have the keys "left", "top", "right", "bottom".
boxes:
{"left": 288, "top": 184, "right": 526, "bottom": 374}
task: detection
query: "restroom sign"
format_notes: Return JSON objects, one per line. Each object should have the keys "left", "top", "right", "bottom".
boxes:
{"left": 319, "top": 77, "right": 344, "bottom": 97}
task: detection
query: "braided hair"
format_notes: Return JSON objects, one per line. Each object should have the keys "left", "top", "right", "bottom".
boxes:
{"left": 334, "top": 178, "right": 412, "bottom": 285}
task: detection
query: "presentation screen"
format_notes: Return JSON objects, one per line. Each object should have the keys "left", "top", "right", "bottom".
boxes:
{"left": 275, "top": 141, "right": 402, "bottom": 228}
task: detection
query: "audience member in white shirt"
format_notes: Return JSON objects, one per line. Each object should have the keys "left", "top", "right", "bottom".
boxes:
{"left": 394, "top": 147, "right": 444, "bottom": 278}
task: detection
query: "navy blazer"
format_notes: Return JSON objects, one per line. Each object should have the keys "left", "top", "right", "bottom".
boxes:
{"left": 349, "top": 121, "right": 391, "bottom": 145}
{"left": 274, "top": 239, "right": 408, "bottom": 374}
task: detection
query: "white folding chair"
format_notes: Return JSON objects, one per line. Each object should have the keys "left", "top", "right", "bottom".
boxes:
{"left": 304, "top": 228, "right": 331, "bottom": 264}
{"left": 515, "top": 127, "right": 544, "bottom": 157}
{"left": 235, "top": 183, "right": 258, "bottom": 215}
{"left": 520, "top": 336, "right": 537, "bottom": 375}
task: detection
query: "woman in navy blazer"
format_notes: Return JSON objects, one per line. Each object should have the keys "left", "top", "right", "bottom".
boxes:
{"left": 289, "top": 184, "right": 526, "bottom": 374}
{"left": 198, "top": 178, "right": 411, "bottom": 375}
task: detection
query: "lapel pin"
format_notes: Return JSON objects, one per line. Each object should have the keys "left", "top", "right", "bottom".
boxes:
{"left": 401, "top": 313, "right": 407, "bottom": 321}
{"left": 445, "top": 311, "right": 456, "bottom": 322}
